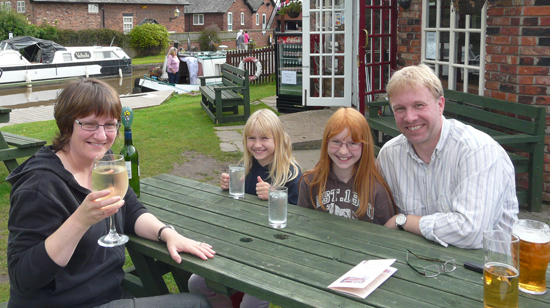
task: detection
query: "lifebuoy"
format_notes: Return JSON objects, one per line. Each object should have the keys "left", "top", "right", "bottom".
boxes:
{"left": 238, "top": 57, "right": 262, "bottom": 82}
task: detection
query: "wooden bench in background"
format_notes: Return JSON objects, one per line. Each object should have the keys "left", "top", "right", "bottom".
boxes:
{"left": 0, "top": 108, "right": 47, "bottom": 173}
{"left": 366, "top": 89, "right": 545, "bottom": 212}
{"left": 199, "top": 63, "right": 250, "bottom": 124}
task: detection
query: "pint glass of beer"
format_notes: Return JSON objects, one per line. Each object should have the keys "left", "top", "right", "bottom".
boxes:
{"left": 483, "top": 230, "right": 519, "bottom": 308}
{"left": 513, "top": 219, "right": 550, "bottom": 295}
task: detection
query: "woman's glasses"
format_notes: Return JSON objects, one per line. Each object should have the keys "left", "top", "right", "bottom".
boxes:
{"left": 75, "top": 120, "right": 121, "bottom": 132}
{"left": 406, "top": 249, "right": 456, "bottom": 278}
{"left": 327, "top": 139, "right": 363, "bottom": 151}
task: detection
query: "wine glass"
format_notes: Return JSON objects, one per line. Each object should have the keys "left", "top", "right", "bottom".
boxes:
{"left": 92, "top": 154, "right": 129, "bottom": 247}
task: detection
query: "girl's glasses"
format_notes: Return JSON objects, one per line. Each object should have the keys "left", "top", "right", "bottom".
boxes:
{"left": 327, "top": 140, "right": 363, "bottom": 150}
{"left": 406, "top": 249, "right": 456, "bottom": 278}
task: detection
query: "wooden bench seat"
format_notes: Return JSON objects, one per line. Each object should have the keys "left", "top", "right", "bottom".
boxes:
{"left": 199, "top": 63, "right": 250, "bottom": 124}
{"left": 0, "top": 108, "right": 47, "bottom": 173}
{"left": 367, "top": 89, "right": 545, "bottom": 212}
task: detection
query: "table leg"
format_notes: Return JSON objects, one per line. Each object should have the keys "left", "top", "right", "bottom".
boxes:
{"left": 0, "top": 132, "right": 19, "bottom": 173}
{"left": 127, "top": 247, "right": 170, "bottom": 296}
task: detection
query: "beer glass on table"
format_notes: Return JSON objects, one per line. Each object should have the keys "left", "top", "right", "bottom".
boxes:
{"left": 483, "top": 230, "right": 519, "bottom": 308}
{"left": 513, "top": 219, "right": 550, "bottom": 295}
{"left": 92, "top": 154, "right": 129, "bottom": 247}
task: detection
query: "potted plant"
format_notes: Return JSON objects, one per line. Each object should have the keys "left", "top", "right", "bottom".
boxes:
{"left": 149, "top": 66, "right": 163, "bottom": 77}
{"left": 277, "top": 0, "right": 301, "bottom": 19}
{"left": 451, "top": 0, "right": 488, "bottom": 15}
{"left": 247, "top": 38, "right": 257, "bottom": 50}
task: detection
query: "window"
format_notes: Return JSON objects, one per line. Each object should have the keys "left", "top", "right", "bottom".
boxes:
{"left": 193, "top": 14, "right": 204, "bottom": 25}
{"left": 16, "top": 0, "right": 23, "bottom": 13}
{"left": 88, "top": 4, "right": 98, "bottom": 13}
{"left": 240, "top": 12, "right": 244, "bottom": 25}
{"left": 421, "top": 0, "right": 486, "bottom": 94}
{"left": 2, "top": 2, "right": 10, "bottom": 11}
{"left": 256, "top": 13, "right": 259, "bottom": 26}
{"left": 228, "top": 12, "right": 233, "bottom": 31}
{"left": 94, "top": 51, "right": 117, "bottom": 59}
{"left": 262, "top": 14, "right": 266, "bottom": 29}
{"left": 123, "top": 16, "right": 133, "bottom": 34}
{"left": 63, "top": 53, "right": 72, "bottom": 62}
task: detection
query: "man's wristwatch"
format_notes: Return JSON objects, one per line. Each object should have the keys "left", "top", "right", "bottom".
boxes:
{"left": 395, "top": 214, "right": 407, "bottom": 231}
{"left": 157, "top": 225, "right": 175, "bottom": 242}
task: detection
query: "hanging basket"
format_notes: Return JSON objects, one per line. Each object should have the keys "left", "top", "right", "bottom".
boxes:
{"left": 287, "top": 10, "right": 300, "bottom": 18}
{"left": 452, "top": 0, "right": 486, "bottom": 15}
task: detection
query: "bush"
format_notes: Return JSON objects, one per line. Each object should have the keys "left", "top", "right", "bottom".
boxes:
{"left": 56, "top": 28, "right": 126, "bottom": 47}
{"left": 198, "top": 24, "right": 220, "bottom": 51}
{"left": 0, "top": 10, "right": 39, "bottom": 40}
{"left": 128, "top": 23, "right": 170, "bottom": 57}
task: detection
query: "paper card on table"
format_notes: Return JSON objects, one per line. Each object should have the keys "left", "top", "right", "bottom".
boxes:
{"left": 329, "top": 267, "right": 397, "bottom": 299}
{"left": 328, "top": 259, "right": 396, "bottom": 298}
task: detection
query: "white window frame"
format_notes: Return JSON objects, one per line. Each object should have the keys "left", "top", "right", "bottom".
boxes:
{"left": 88, "top": 4, "right": 98, "bottom": 13}
{"left": 193, "top": 14, "right": 204, "bottom": 25}
{"left": 421, "top": 0, "right": 486, "bottom": 94}
{"left": 228, "top": 12, "right": 233, "bottom": 31}
{"left": 123, "top": 16, "right": 133, "bottom": 34}
{"left": 262, "top": 14, "right": 266, "bottom": 29}
{"left": 240, "top": 12, "right": 244, "bottom": 25}
{"left": 2, "top": 2, "right": 11, "bottom": 11}
{"left": 16, "top": 0, "right": 24, "bottom": 13}
{"left": 256, "top": 13, "right": 259, "bottom": 26}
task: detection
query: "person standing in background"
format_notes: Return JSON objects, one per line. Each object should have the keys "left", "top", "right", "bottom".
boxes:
{"left": 243, "top": 31, "right": 250, "bottom": 50}
{"left": 236, "top": 30, "right": 243, "bottom": 48}
{"left": 166, "top": 47, "right": 180, "bottom": 84}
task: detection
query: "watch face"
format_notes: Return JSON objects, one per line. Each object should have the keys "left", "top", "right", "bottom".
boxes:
{"left": 396, "top": 214, "right": 406, "bottom": 225}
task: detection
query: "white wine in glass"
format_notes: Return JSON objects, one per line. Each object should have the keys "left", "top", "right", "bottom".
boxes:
{"left": 92, "top": 154, "right": 129, "bottom": 247}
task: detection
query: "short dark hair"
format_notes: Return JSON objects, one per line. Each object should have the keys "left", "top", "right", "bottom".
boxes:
{"left": 52, "top": 78, "right": 122, "bottom": 151}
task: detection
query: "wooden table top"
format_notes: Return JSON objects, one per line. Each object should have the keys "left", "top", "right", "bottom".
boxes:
{"left": 127, "top": 174, "right": 550, "bottom": 308}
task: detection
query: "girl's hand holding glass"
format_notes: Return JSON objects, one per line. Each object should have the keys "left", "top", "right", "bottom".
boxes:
{"left": 256, "top": 176, "right": 271, "bottom": 200}
{"left": 220, "top": 173, "right": 230, "bottom": 190}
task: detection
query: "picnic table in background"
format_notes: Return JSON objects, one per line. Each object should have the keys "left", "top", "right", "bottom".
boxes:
{"left": 0, "top": 107, "right": 46, "bottom": 173}
{"left": 123, "top": 174, "right": 550, "bottom": 308}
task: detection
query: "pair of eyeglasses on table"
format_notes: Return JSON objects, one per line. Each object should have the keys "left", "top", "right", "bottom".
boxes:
{"left": 406, "top": 249, "right": 457, "bottom": 278}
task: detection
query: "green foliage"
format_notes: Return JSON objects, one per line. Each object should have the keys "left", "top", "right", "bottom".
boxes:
{"left": 57, "top": 28, "right": 127, "bottom": 47}
{"left": 128, "top": 23, "right": 170, "bottom": 57}
{"left": 198, "top": 24, "right": 220, "bottom": 51}
{"left": 0, "top": 10, "right": 38, "bottom": 40}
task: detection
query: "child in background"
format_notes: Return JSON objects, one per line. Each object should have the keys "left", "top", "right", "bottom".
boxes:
{"left": 298, "top": 107, "right": 397, "bottom": 225}
{"left": 188, "top": 109, "right": 302, "bottom": 308}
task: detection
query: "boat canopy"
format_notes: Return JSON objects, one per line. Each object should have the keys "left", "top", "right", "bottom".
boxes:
{"left": 2, "top": 36, "right": 67, "bottom": 63}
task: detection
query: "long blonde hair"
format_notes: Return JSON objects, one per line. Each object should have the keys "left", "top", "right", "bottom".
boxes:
{"left": 302, "top": 108, "right": 396, "bottom": 219}
{"left": 242, "top": 109, "right": 300, "bottom": 186}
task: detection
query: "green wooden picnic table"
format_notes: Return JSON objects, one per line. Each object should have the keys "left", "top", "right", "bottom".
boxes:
{"left": 125, "top": 174, "right": 550, "bottom": 308}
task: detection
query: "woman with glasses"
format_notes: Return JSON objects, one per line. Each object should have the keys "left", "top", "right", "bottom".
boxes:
{"left": 6, "top": 78, "right": 214, "bottom": 308}
{"left": 297, "top": 107, "right": 397, "bottom": 225}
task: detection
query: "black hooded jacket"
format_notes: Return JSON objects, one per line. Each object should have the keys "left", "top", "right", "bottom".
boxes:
{"left": 6, "top": 146, "right": 147, "bottom": 308}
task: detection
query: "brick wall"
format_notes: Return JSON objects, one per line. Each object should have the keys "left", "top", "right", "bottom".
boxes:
{"left": 28, "top": 3, "right": 184, "bottom": 32}
{"left": 396, "top": 0, "right": 422, "bottom": 67}
{"left": 484, "top": 0, "right": 550, "bottom": 203}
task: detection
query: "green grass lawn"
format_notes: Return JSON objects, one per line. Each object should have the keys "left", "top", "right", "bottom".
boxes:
{"left": 0, "top": 82, "right": 279, "bottom": 305}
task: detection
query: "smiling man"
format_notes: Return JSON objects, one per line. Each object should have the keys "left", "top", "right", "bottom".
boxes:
{"left": 376, "top": 64, "right": 518, "bottom": 249}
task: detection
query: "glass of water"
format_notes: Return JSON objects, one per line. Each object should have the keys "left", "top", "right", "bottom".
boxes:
{"left": 229, "top": 164, "right": 245, "bottom": 199}
{"left": 269, "top": 186, "right": 288, "bottom": 229}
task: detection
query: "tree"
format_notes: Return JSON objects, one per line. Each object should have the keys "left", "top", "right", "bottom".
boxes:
{"left": 128, "top": 23, "right": 170, "bottom": 57}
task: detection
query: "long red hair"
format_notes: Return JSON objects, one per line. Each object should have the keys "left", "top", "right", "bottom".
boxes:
{"left": 302, "top": 108, "right": 396, "bottom": 218}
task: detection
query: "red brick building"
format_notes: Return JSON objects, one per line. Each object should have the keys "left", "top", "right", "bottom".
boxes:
{"left": 11, "top": 0, "right": 188, "bottom": 33}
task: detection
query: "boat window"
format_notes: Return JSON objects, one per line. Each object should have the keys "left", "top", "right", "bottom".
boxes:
{"left": 63, "top": 53, "right": 72, "bottom": 62}
{"left": 94, "top": 51, "right": 118, "bottom": 59}
{"left": 0, "top": 42, "right": 5, "bottom": 50}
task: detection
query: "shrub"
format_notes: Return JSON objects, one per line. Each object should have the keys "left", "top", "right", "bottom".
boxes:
{"left": 128, "top": 23, "right": 170, "bottom": 57}
{"left": 198, "top": 24, "right": 220, "bottom": 51}
{"left": 56, "top": 28, "right": 127, "bottom": 47}
{"left": 0, "top": 10, "right": 39, "bottom": 40}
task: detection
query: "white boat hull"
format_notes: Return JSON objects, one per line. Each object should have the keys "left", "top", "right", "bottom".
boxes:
{"left": 137, "top": 77, "right": 200, "bottom": 94}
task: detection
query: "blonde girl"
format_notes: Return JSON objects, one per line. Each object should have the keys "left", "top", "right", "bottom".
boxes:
{"left": 298, "top": 107, "right": 397, "bottom": 225}
{"left": 189, "top": 109, "right": 301, "bottom": 308}
{"left": 220, "top": 108, "right": 301, "bottom": 203}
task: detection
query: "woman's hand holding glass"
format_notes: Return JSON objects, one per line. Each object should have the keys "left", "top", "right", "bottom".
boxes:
{"left": 75, "top": 190, "right": 125, "bottom": 228}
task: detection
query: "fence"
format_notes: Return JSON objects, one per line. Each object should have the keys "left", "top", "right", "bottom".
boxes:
{"left": 226, "top": 46, "right": 275, "bottom": 85}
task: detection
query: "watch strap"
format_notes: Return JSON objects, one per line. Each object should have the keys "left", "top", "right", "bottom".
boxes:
{"left": 157, "top": 225, "right": 175, "bottom": 242}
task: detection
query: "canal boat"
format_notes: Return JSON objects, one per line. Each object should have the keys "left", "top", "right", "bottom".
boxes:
{"left": 134, "top": 50, "right": 226, "bottom": 94}
{"left": 0, "top": 36, "right": 132, "bottom": 86}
